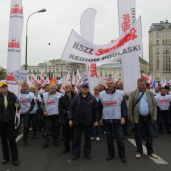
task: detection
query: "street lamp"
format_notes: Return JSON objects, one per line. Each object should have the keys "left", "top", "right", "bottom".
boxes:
{"left": 25, "top": 9, "right": 46, "bottom": 70}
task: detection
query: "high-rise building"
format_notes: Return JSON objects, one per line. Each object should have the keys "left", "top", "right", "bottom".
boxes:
{"left": 149, "top": 20, "right": 171, "bottom": 82}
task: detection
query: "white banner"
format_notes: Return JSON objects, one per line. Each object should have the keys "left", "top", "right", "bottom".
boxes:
{"left": 6, "top": 0, "right": 24, "bottom": 128}
{"left": 14, "top": 69, "right": 28, "bottom": 85}
{"left": 80, "top": 8, "right": 99, "bottom": 94}
{"left": 62, "top": 16, "right": 142, "bottom": 64}
{"left": 117, "top": 0, "right": 141, "bottom": 93}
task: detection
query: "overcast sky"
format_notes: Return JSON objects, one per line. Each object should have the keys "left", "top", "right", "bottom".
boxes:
{"left": 0, "top": 0, "right": 171, "bottom": 68}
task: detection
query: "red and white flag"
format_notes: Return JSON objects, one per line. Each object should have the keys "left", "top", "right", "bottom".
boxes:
{"left": 67, "top": 71, "right": 71, "bottom": 84}
{"left": 148, "top": 74, "right": 153, "bottom": 87}
{"left": 32, "top": 74, "right": 38, "bottom": 83}
{"left": 40, "top": 68, "right": 44, "bottom": 86}
{"left": 142, "top": 73, "right": 149, "bottom": 80}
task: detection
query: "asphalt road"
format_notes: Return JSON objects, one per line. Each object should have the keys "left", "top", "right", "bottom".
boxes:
{"left": 0, "top": 128, "right": 171, "bottom": 171}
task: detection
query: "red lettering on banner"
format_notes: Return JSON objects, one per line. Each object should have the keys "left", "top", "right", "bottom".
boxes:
{"left": 104, "top": 100, "right": 117, "bottom": 106}
{"left": 47, "top": 100, "right": 55, "bottom": 105}
{"left": 90, "top": 64, "right": 97, "bottom": 78}
{"left": 11, "top": 4, "right": 23, "bottom": 14}
{"left": 121, "top": 14, "right": 131, "bottom": 33}
{"left": 160, "top": 99, "right": 169, "bottom": 104}
{"left": 95, "top": 28, "right": 137, "bottom": 56}
{"left": 6, "top": 72, "right": 16, "bottom": 81}
{"left": 8, "top": 38, "right": 20, "bottom": 48}
{"left": 20, "top": 100, "right": 28, "bottom": 104}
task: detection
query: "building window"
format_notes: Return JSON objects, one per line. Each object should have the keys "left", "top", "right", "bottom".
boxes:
{"left": 166, "top": 39, "right": 168, "bottom": 44}
{"left": 156, "top": 32, "right": 159, "bottom": 37}
{"left": 166, "top": 31, "right": 168, "bottom": 36}
{"left": 156, "top": 48, "right": 159, "bottom": 54}
{"left": 166, "top": 64, "right": 168, "bottom": 69}
{"left": 156, "top": 73, "right": 160, "bottom": 78}
{"left": 163, "top": 56, "right": 165, "bottom": 61}
{"left": 119, "top": 71, "right": 122, "bottom": 76}
{"left": 105, "top": 72, "right": 107, "bottom": 76}
{"left": 169, "top": 56, "right": 170, "bottom": 61}
{"left": 166, "top": 56, "right": 168, "bottom": 61}
{"left": 169, "top": 64, "right": 170, "bottom": 70}
{"left": 100, "top": 72, "right": 102, "bottom": 76}
{"left": 163, "top": 64, "right": 165, "bottom": 69}
{"left": 163, "top": 40, "right": 165, "bottom": 44}
{"left": 156, "top": 65, "right": 159, "bottom": 70}
{"left": 156, "top": 56, "right": 159, "bottom": 61}
{"left": 156, "top": 40, "right": 159, "bottom": 45}
{"left": 169, "top": 31, "right": 170, "bottom": 36}
{"left": 114, "top": 71, "right": 117, "bottom": 75}
{"left": 163, "top": 48, "right": 165, "bottom": 53}
{"left": 163, "top": 31, "right": 165, "bottom": 37}
{"left": 169, "top": 40, "right": 171, "bottom": 44}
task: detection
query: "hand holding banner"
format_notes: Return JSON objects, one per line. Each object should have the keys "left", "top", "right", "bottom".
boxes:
{"left": 13, "top": 69, "right": 28, "bottom": 124}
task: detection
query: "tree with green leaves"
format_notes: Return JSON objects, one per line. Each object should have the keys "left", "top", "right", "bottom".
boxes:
{"left": 0, "top": 69, "right": 6, "bottom": 80}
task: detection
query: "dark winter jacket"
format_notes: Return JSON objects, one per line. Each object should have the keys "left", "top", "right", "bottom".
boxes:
{"left": 59, "top": 91, "right": 76, "bottom": 124}
{"left": 68, "top": 92, "right": 99, "bottom": 126}
{"left": 0, "top": 91, "right": 20, "bottom": 122}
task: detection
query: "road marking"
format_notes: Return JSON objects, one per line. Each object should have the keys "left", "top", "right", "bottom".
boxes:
{"left": 128, "top": 139, "right": 168, "bottom": 164}
{"left": 16, "top": 134, "right": 23, "bottom": 142}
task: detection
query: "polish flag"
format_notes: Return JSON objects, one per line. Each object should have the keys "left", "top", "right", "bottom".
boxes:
{"left": 142, "top": 73, "right": 149, "bottom": 80}
{"left": 148, "top": 75, "right": 153, "bottom": 87}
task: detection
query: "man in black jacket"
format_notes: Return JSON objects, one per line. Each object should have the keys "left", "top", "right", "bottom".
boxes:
{"left": 69, "top": 83, "right": 99, "bottom": 160}
{"left": 0, "top": 82, "right": 20, "bottom": 166}
{"left": 59, "top": 83, "right": 76, "bottom": 153}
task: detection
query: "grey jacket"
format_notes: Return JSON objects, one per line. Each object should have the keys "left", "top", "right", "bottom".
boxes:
{"left": 128, "top": 89, "right": 157, "bottom": 123}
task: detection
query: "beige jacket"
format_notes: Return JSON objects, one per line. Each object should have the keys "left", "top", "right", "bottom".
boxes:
{"left": 128, "top": 89, "right": 157, "bottom": 123}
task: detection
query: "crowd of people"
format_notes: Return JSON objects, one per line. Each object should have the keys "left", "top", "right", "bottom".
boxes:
{"left": 0, "top": 78, "right": 171, "bottom": 166}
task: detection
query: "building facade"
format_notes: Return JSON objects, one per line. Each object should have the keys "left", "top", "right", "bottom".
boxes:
{"left": 149, "top": 20, "right": 171, "bottom": 82}
{"left": 97, "top": 57, "right": 149, "bottom": 81}
{"left": 21, "top": 59, "right": 86, "bottom": 80}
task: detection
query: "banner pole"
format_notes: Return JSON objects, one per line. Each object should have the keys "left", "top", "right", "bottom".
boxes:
{"left": 14, "top": 83, "right": 20, "bottom": 124}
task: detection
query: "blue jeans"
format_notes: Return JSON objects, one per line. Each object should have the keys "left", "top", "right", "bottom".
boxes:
{"left": 91, "top": 123, "right": 100, "bottom": 138}
{"left": 73, "top": 124, "right": 92, "bottom": 156}
{"left": 104, "top": 123, "right": 125, "bottom": 158}
{"left": 134, "top": 115, "right": 153, "bottom": 155}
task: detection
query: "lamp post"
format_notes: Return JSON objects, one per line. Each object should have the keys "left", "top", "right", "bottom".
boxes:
{"left": 25, "top": 9, "right": 46, "bottom": 70}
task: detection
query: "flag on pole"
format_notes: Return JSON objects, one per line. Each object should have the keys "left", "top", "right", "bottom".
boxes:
{"left": 32, "top": 74, "right": 38, "bottom": 83}
{"left": 148, "top": 74, "right": 153, "bottom": 87}
{"left": 40, "top": 68, "right": 44, "bottom": 87}
{"left": 49, "top": 77, "right": 57, "bottom": 85}
{"left": 161, "top": 77, "right": 165, "bottom": 87}
{"left": 77, "top": 69, "right": 81, "bottom": 81}
{"left": 142, "top": 73, "right": 149, "bottom": 80}
{"left": 152, "top": 78, "right": 156, "bottom": 88}
{"left": 72, "top": 72, "right": 75, "bottom": 85}
{"left": 67, "top": 71, "right": 71, "bottom": 84}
